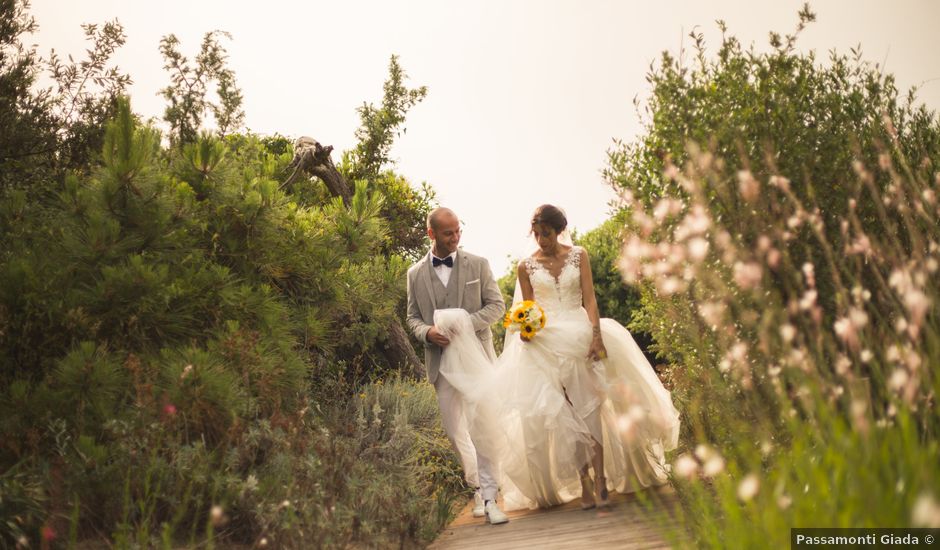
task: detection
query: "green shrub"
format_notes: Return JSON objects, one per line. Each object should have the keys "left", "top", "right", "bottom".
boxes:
{"left": 1, "top": 9, "right": 452, "bottom": 543}
{"left": 607, "top": 6, "right": 940, "bottom": 544}
{"left": 0, "top": 95, "right": 457, "bottom": 546}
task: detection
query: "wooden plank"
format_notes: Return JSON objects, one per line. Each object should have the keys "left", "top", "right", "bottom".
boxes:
{"left": 430, "top": 486, "right": 684, "bottom": 550}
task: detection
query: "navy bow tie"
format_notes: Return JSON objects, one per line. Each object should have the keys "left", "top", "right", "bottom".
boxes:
{"left": 432, "top": 256, "right": 454, "bottom": 268}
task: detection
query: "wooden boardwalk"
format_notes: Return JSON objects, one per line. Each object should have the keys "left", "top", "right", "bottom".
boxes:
{"left": 430, "top": 486, "right": 683, "bottom": 550}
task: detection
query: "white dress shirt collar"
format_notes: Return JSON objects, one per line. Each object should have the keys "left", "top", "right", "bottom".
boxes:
{"left": 430, "top": 249, "right": 457, "bottom": 287}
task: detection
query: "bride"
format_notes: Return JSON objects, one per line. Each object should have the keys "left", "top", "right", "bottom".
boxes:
{"left": 435, "top": 204, "right": 680, "bottom": 511}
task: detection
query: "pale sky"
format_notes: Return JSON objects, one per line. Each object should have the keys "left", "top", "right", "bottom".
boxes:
{"left": 29, "top": 1, "right": 940, "bottom": 276}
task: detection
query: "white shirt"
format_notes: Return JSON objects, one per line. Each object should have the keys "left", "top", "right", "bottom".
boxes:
{"left": 431, "top": 250, "right": 457, "bottom": 287}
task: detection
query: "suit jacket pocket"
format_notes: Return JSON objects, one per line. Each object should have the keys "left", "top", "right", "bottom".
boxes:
{"left": 464, "top": 279, "right": 482, "bottom": 309}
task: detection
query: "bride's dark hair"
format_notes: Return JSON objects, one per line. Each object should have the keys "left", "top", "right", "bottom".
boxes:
{"left": 531, "top": 204, "right": 567, "bottom": 233}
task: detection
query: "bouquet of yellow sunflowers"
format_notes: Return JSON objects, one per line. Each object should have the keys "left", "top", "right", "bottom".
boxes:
{"left": 503, "top": 300, "right": 547, "bottom": 341}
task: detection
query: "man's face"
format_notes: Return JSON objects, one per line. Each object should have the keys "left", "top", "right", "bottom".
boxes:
{"left": 429, "top": 213, "right": 461, "bottom": 255}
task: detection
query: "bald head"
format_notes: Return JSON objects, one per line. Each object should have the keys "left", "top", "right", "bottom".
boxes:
{"left": 427, "top": 207, "right": 461, "bottom": 256}
{"left": 427, "top": 207, "right": 457, "bottom": 232}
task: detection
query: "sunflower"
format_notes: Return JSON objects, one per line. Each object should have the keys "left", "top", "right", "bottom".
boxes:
{"left": 506, "top": 301, "right": 546, "bottom": 340}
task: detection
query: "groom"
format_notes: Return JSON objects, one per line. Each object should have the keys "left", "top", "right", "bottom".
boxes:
{"left": 406, "top": 207, "right": 509, "bottom": 524}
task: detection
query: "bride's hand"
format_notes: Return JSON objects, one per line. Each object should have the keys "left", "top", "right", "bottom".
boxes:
{"left": 588, "top": 336, "right": 607, "bottom": 361}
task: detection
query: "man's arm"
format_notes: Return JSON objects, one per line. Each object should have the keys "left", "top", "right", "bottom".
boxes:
{"left": 406, "top": 269, "right": 432, "bottom": 343}
{"left": 469, "top": 259, "right": 506, "bottom": 331}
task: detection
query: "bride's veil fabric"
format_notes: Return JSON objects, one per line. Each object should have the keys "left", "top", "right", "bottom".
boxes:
{"left": 433, "top": 309, "right": 506, "bottom": 463}
{"left": 556, "top": 229, "right": 574, "bottom": 247}
{"left": 504, "top": 277, "right": 524, "bottom": 357}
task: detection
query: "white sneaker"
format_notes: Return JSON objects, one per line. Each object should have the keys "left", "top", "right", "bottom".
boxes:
{"left": 471, "top": 491, "right": 485, "bottom": 518}
{"left": 484, "top": 500, "right": 509, "bottom": 525}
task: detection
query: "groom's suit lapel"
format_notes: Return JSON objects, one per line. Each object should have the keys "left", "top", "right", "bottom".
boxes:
{"left": 455, "top": 251, "right": 467, "bottom": 309}
{"left": 422, "top": 255, "right": 438, "bottom": 311}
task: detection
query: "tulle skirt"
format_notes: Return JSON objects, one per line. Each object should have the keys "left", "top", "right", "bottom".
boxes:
{"left": 434, "top": 307, "right": 680, "bottom": 511}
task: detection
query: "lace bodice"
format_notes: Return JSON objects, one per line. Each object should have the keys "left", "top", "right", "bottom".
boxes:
{"left": 522, "top": 246, "right": 584, "bottom": 314}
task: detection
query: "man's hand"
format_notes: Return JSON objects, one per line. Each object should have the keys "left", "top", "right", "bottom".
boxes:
{"left": 427, "top": 326, "right": 451, "bottom": 347}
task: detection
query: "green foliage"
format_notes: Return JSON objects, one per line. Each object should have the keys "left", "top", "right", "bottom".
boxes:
{"left": 0, "top": 94, "right": 455, "bottom": 546}
{"left": 0, "top": 0, "right": 129, "bottom": 192}
{"left": 1, "top": 5, "right": 453, "bottom": 544}
{"left": 349, "top": 55, "right": 428, "bottom": 184}
{"left": 370, "top": 170, "right": 437, "bottom": 260}
{"left": 339, "top": 377, "right": 465, "bottom": 545}
{"left": 159, "top": 31, "right": 245, "bottom": 145}
{"left": 339, "top": 55, "right": 435, "bottom": 260}
{"left": 0, "top": 0, "right": 56, "bottom": 191}
{"left": 669, "top": 410, "right": 938, "bottom": 548}
{"left": 606, "top": 6, "right": 940, "bottom": 545}
{"left": 50, "top": 342, "right": 127, "bottom": 432}
{"left": 606, "top": 5, "right": 940, "bottom": 326}
{"left": 46, "top": 19, "right": 131, "bottom": 171}
{"left": 0, "top": 462, "right": 45, "bottom": 548}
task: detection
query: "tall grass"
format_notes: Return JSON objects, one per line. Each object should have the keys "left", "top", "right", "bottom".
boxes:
{"left": 617, "top": 141, "right": 940, "bottom": 545}
{"left": 0, "top": 373, "right": 464, "bottom": 548}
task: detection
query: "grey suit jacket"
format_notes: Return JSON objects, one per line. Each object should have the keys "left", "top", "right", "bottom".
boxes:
{"left": 406, "top": 249, "right": 505, "bottom": 384}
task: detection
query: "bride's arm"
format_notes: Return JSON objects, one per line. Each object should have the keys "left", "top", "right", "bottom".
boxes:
{"left": 579, "top": 248, "right": 608, "bottom": 360}
{"left": 516, "top": 261, "right": 536, "bottom": 342}
{"left": 518, "top": 261, "right": 534, "bottom": 301}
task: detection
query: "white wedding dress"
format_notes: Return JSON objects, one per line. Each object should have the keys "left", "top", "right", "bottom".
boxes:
{"left": 434, "top": 245, "right": 680, "bottom": 510}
